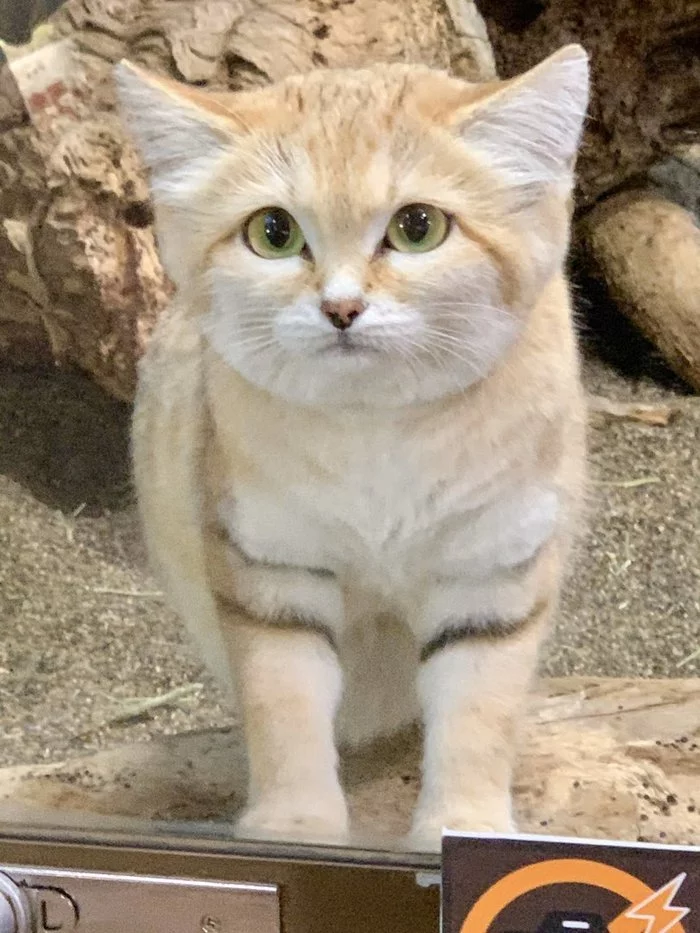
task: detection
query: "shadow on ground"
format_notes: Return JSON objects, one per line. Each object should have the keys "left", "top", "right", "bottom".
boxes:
{"left": 0, "top": 361, "right": 132, "bottom": 515}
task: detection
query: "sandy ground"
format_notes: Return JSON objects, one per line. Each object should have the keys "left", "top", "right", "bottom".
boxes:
{"left": 0, "top": 322, "right": 698, "bottom": 771}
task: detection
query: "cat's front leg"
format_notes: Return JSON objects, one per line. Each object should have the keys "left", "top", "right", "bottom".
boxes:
{"left": 408, "top": 585, "right": 552, "bottom": 852}
{"left": 229, "top": 619, "right": 348, "bottom": 844}
{"left": 208, "top": 531, "right": 349, "bottom": 844}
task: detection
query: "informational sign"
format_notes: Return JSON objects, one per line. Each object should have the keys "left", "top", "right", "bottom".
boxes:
{"left": 442, "top": 832, "right": 699, "bottom": 933}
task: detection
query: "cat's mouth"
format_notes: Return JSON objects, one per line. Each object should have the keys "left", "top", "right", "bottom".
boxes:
{"left": 316, "top": 332, "right": 382, "bottom": 357}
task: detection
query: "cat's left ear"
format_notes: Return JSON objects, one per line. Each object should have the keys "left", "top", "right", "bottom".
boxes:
{"left": 114, "top": 61, "right": 237, "bottom": 204}
{"left": 454, "top": 44, "right": 589, "bottom": 193}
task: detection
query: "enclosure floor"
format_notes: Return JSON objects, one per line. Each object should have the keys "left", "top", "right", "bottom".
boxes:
{"left": 0, "top": 346, "right": 698, "bottom": 769}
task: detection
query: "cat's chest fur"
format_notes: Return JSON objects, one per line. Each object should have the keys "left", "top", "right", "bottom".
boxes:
{"left": 225, "top": 429, "right": 455, "bottom": 585}
{"left": 205, "top": 357, "right": 555, "bottom": 603}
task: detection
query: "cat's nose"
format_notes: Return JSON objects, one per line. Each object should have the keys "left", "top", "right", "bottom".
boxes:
{"left": 321, "top": 298, "right": 367, "bottom": 331}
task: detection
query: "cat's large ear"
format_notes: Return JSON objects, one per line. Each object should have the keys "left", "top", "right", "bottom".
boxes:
{"left": 456, "top": 44, "right": 589, "bottom": 193}
{"left": 114, "top": 61, "right": 236, "bottom": 204}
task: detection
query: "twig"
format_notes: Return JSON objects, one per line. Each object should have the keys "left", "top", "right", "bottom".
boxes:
{"left": 59, "top": 503, "right": 87, "bottom": 544}
{"left": 59, "top": 516, "right": 74, "bottom": 544}
{"left": 104, "top": 683, "right": 204, "bottom": 724}
{"left": 588, "top": 395, "right": 680, "bottom": 427}
{"left": 677, "top": 647, "right": 700, "bottom": 669}
{"left": 90, "top": 587, "right": 164, "bottom": 599}
{"left": 594, "top": 477, "right": 660, "bottom": 489}
{"left": 537, "top": 695, "right": 700, "bottom": 725}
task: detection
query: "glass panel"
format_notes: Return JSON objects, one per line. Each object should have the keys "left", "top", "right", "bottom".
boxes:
{"left": 0, "top": 0, "right": 697, "bottom": 867}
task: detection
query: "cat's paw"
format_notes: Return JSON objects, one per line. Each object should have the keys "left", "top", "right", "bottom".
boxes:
{"left": 408, "top": 806, "right": 516, "bottom": 852}
{"left": 236, "top": 798, "right": 350, "bottom": 845}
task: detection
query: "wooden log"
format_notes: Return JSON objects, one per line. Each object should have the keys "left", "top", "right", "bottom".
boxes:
{"left": 0, "top": 39, "right": 171, "bottom": 399}
{"left": 0, "top": 0, "right": 495, "bottom": 400}
{"left": 1, "top": 678, "right": 697, "bottom": 848}
{"left": 0, "top": 47, "right": 54, "bottom": 365}
{"left": 579, "top": 190, "right": 700, "bottom": 392}
{"left": 480, "top": 0, "right": 700, "bottom": 207}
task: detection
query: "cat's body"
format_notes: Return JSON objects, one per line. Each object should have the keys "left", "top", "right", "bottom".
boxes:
{"left": 117, "top": 49, "right": 589, "bottom": 849}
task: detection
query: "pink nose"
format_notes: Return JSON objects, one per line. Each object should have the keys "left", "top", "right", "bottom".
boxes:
{"left": 321, "top": 298, "right": 367, "bottom": 331}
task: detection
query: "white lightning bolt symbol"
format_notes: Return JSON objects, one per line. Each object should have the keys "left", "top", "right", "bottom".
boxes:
{"left": 614, "top": 872, "right": 690, "bottom": 933}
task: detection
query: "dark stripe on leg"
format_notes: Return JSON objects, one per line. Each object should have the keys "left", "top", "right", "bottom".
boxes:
{"left": 214, "top": 592, "right": 338, "bottom": 654}
{"left": 420, "top": 600, "right": 546, "bottom": 663}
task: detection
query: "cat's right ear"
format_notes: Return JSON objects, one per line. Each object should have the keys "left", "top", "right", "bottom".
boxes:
{"left": 114, "top": 61, "right": 235, "bottom": 205}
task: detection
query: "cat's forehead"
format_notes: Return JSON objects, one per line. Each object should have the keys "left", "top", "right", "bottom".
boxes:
{"left": 221, "top": 64, "right": 494, "bottom": 136}
{"left": 209, "top": 65, "right": 497, "bottom": 213}
{"left": 198, "top": 65, "right": 503, "bottom": 230}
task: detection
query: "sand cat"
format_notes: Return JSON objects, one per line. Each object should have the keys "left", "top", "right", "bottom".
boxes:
{"left": 115, "top": 45, "right": 588, "bottom": 850}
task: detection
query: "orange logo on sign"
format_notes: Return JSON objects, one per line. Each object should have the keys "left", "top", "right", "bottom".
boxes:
{"left": 460, "top": 858, "right": 689, "bottom": 933}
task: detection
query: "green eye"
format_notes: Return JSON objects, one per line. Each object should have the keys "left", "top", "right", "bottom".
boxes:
{"left": 385, "top": 203, "right": 449, "bottom": 253}
{"left": 244, "top": 207, "right": 306, "bottom": 259}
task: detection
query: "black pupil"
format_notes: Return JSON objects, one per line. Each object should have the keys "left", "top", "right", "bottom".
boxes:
{"left": 264, "top": 210, "right": 292, "bottom": 249}
{"left": 398, "top": 206, "right": 431, "bottom": 243}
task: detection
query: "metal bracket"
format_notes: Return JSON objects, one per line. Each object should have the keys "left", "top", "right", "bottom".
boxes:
{"left": 0, "top": 865, "right": 280, "bottom": 933}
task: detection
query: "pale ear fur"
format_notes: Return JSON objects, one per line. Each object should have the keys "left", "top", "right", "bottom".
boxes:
{"left": 458, "top": 44, "right": 589, "bottom": 190}
{"left": 113, "top": 61, "right": 234, "bottom": 204}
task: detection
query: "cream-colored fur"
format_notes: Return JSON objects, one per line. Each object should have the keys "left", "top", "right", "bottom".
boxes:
{"left": 116, "top": 46, "right": 589, "bottom": 850}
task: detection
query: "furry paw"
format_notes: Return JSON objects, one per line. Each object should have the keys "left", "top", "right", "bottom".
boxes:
{"left": 408, "top": 805, "right": 516, "bottom": 852}
{"left": 236, "top": 797, "right": 349, "bottom": 845}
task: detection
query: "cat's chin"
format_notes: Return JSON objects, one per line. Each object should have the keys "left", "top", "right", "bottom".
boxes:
{"left": 251, "top": 358, "right": 481, "bottom": 409}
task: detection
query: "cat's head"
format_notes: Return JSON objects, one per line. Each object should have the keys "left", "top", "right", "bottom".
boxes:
{"left": 115, "top": 49, "right": 588, "bottom": 408}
